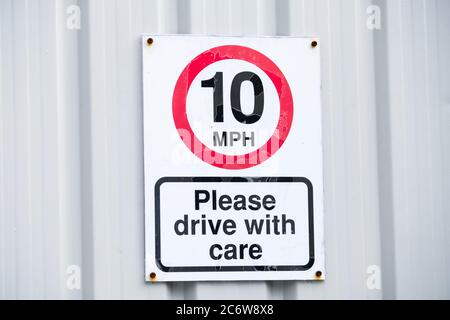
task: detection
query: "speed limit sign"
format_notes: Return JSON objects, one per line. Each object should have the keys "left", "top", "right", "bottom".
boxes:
{"left": 172, "top": 44, "right": 293, "bottom": 170}
{"left": 143, "top": 35, "right": 324, "bottom": 282}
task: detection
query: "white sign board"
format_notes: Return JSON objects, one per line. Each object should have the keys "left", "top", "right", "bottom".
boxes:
{"left": 143, "top": 35, "right": 324, "bottom": 282}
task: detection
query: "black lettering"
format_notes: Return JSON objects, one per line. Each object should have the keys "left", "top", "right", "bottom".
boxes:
{"left": 272, "top": 215, "right": 280, "bottom": 235}
{"left": 195, "top": 190, "right": 209, "bottom": 210}
{"left": 266, "top": 214, "right": 271, "bottom": 234}
{"left": 239, "top": 244, "right": 249, "bottom": 258}
{"left": 212, "top": 190, "right": 217, "bottom": 210}
{"left": 201, "top": 72, "right": 224, "bottom": 122}
{"left": 224, "top": 244, "right": 237, "bottom": 260}
{"left": 245, "top": 219, "right": 264, "bottom": 235}
{"left": 210, "top": 244, "right": 222, "bottom": 260}
{"left": 233, "top": 195, "right": 247, "bottom": 210}
{"left": 263, "top": 195, "right": 276, "bottom": 210}
{"left": 249, "top": 244, "right": 262, "bottom": 259}
{"left": 230, "top": 71, "right": 264, "bottom": 124}
{"left": 219, "top": 195, "right": 232, "bottom": 210}
{"left": 248, "top": 195, "right": 261, "bottom": 210}
{"left": 191, "top": 219, "right": 200, "bottom": 235}
{"left": 223, "top": 220, "right": 236, "bottom": 235}
{"left": 208, "top": 219, "right": 222, "bottom": 235}
{"left": 213, "top": 131, "right": 227, "bottom": 146}
{"left": 282, "top": 214, "right": 295, "bottom": 234}
{"left": 174, "top": 215, "right": 188, "bottom": 235}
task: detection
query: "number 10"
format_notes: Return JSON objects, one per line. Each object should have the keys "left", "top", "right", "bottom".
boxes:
{"left": 201, "top": 71, "right": 264, "bottom": 124}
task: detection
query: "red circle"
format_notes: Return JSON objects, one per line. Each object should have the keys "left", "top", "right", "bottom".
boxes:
{"left": 172, "top": 45, "right": 293, "bottom": 170}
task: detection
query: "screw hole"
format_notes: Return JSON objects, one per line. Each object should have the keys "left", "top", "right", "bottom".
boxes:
{"left": 311, "top": 40, "right": 318, "bottom": 48}
{"left": 147, "top": 37, "right": 154, "bottom": 47}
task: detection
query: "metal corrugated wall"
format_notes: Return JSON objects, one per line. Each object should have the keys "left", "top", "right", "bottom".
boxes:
{"left": 0, "top": 0, "right": 449, "bottom": 299}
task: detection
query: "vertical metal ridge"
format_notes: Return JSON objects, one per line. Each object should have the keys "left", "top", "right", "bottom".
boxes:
{"left": 28, "top": 0, "right": 43, "bottom": 299}
{"left": 436, "top": 0, "right": 450, "bottom": 298}
{"left": 78, "top": 0, "right": 95, "bottom": 300}
{"left": 7, "top": 0, "right": 18, "bottom": 299}
{"left": 0, "top": 0, "right": 6, "bottom": 301}
{"left": 24, "top": 0, "right": 33, "bottom": 298}
{"left": 80, "top": 0, "right": 109, "bottom": 298}
{"left": 116, "top": 0, "right": 140, "bottom": 300}
{"left": 256, "top": 0, "right": 276, "bottom": 36}
{"left": 275, "top": 0, "right": 290, "bottom": 36}
{"left": 415, "top": 0, "right": 434, "bottom": 296}
{"left": 228, "top": 0, "right": 244, "bottom": 36}
{"left": 421, "top": 0, "right": 449, "bottom": 299}
{"left": 399, "top": 0, "right": 414, "bottom": 298}
{"left": 106, "top": 0, "right": 122, "bottom": 298}
{"left": 157, "top": 0, "right": 178, "bottom": 33}
{"left": 424, "top": 0, "right": 437, "bottom": 295}
{"left": 51, "top": 0, "right": 82, "bottom": 300}
{"left": 323, "top": 0, "right": 339, "bottom": 300}
{"left": 353, "top": 0, "right": 382, "bottom": 300}
{"left": 13, "top": 0, "right": 32, "bottom": 299}
{"left": 373, "top": 0, "right": 397, "bottom": 299}
{"left": 353, "top": 0, "right": 366, "bottom": 298}
{"left": 39, "top": 0, "right": 59, "bottom": 299}
{"left": 186, "top": 0, "right": 201, "bottom": 34}
{"left": 177, "top": 0, "right": 191, "bottom": 34}
{"left": 142, "top": 0, "right": 157, "bottom": 32}
{"left": 203, "top": 0, "right": 218, "bottom": 34}
{"left": 394, "top": 0, "right": 414, "bottom": 298}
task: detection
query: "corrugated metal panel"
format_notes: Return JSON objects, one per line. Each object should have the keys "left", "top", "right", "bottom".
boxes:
{"left": 0, "top": 0, "right": 449, "bottom": 299}
{"left": 374, "top": 0, "right": 450, "bottom": 299}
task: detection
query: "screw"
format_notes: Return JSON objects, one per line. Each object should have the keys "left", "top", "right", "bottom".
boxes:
{"left": 147, "top": 37, "right": 154, "bottom": 47}
{"left": 150, "top": 272, "right": 157, "bottom": 280}
{"left": 311, "top": 40, "right": 318, "bottom": 48}
{"left": 315, "top": 270, "right": 322, "bottom": 278}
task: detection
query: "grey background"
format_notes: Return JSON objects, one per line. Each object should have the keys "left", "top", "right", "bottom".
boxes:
{"left": 0, "top": 0, "right": 449, "bottom": 299}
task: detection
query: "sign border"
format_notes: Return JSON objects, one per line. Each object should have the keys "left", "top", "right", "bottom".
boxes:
{"left": 172, "top": 45, "right": 294, "bottom": 170}
{"left": 154, "top": 177, "right": 315, "bottom": 273}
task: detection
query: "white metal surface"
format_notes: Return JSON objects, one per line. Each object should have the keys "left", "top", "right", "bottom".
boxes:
{"left": 0, "top": 0, "right": 449, "bottom": 299}
{"left": 142, "top": 35, "right": 324, "bottom": 282}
